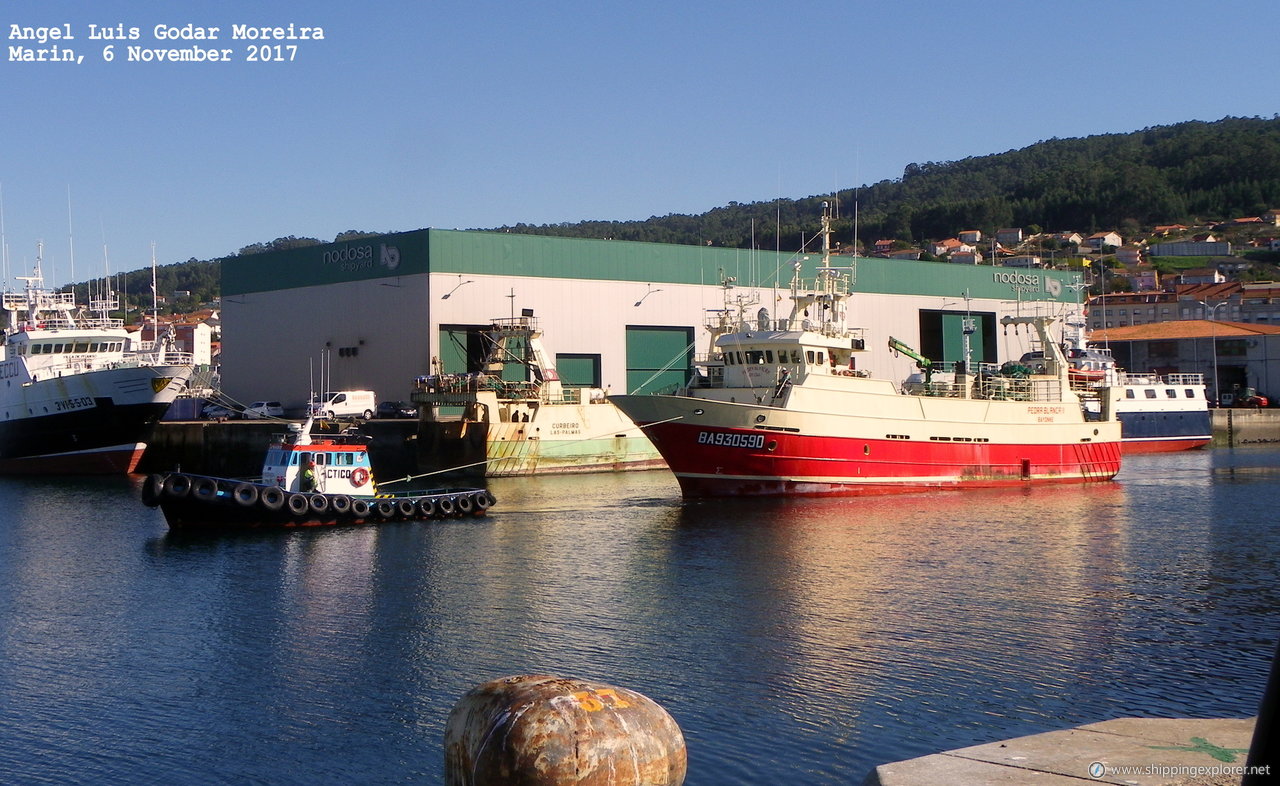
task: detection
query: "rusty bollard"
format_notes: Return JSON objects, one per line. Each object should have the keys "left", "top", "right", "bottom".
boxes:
{"left": 444, "top": 674, "right": 686, "bottom": 786}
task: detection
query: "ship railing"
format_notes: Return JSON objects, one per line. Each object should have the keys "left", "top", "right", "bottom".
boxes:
{"left": 25, "top": 351, "right": 195, "bottom": 378}
{"left": 131, "top": 350, "right": 195, "bottom": 367}
{"left": 488, "top": 316, "right": 538, "bottom": 332}
{"left": 902, "top": 380, "right": 970, "bottom": 398}
{"left": 718, "top": 317, "right": 863, "bottom": 342}
{"left": 1118, "top": 372, "right": 1160, "bottom": 385}
{"left": 1165, "top": 373, "right": 1205, "bottom": 385}
{"left": 413, "top": 373, "right": 547, "bottom": 401}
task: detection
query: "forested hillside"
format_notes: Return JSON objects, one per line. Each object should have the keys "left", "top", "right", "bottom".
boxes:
{"left": 492, "top": 116, "right": 1280, "bottom": 252}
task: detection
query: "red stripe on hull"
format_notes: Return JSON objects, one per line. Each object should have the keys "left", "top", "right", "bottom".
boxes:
{"left": 0, "top": 444, "right": 145, "bottom": 475}
{"left": 642, "top": 422, "right": 1121, "bottom": 497}
{"left": 1120, "top": 436, "right": 1211, "bottom": 454}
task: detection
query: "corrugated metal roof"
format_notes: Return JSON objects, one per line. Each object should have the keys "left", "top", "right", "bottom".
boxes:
{"left": 1091, "top": 319, "right": 1280, "bottom": 342}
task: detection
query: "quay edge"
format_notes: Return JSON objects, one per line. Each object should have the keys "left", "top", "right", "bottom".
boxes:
{"left": 863, "top": 717, "right": 1257, "bottom": 786}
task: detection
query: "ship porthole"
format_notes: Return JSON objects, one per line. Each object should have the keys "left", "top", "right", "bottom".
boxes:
{"left": 863, "top": 444, "right": 870, "bottom": 455}
{"left": 766, "top": 440, "right": 777, "bottom": 452}
{"left": 1093, "top": 429, "right": 1099, "bottom": 435}
{"left": 693, "top": 408, "right": 704, "bottom": 415}
{"left": 755, "top": 414, "right": 766, "bottom": 423}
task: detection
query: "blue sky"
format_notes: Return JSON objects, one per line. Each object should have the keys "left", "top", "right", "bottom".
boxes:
{"left": 2, "top": 0, "right": 1277, "bottom": 287}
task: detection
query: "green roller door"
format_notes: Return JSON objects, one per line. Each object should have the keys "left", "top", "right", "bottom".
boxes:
{"left": 626, "top": 326, "right": 693, "bottom": 394}
{"left": 556, "top": 354, "right": 601, "bottom": 388}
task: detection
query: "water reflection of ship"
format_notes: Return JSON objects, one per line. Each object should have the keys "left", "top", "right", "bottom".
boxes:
{"left": 412, "top": 314, "right": 664, "bottom": 477}
{"left": 663, "top": 479, "right": 1130, "bottom": 746}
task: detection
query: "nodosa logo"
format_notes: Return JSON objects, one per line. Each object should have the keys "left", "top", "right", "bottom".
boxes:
{"left": 321, "top": 243, "right": 400, "bottom": 273}
{"left": 380, "top": 244, "right": 400, "bottom": 270}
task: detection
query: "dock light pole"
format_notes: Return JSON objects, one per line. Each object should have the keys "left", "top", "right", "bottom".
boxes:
{"left": 1199, "top": 300, "right": 1225, "bottom": 405}
{"left": 441, "top": 276, "right": 474, "bottom": 300}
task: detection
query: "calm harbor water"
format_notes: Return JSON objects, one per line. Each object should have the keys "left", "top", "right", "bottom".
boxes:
{"left": 0, "top": 448, "right": 1277, "bottom": 785}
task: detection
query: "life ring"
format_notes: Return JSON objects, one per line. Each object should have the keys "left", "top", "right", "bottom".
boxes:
{"left": 351, "top": 467, "right": 370, "bottom": 488}
{"left": 163, "top": 474, "right": 192, "bottom": 499}
{"left": 417, "top": 497, "right": 436, "bottom": 518}
{"left": 455, "top": 494, "right": 474, "bottom": 515}
{"left": 436, "top": 496, "right": 456, "bottom": 517}
{"left": 375, "top": 499, "right": 397, "bottom": 519}
{"left": 350, "top": 498, "right": 371, "bottom": 518}
{"left": 140, "top": 474, "right": 165, "bottom": 507}
{"left": 471, "top": 491, "right": 493, "bottom": 511}
{"left": 233, "top": 483, "right": 260, "bottom": 507}
{"left": 193, "top": 476, "right": 218, "bottom": 499}
{"left": 329, "top": 494, "right": 352, "bottom": 515}
{"left": 286, "top": 493, "right": 309, "bottom": 516}
{"left": 308, "top": 494, "right": 330, "bottom": 515}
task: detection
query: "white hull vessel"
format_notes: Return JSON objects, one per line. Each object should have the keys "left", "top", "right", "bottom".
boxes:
{"left": 0, "top": 258, "right": 193, "bottom": 473}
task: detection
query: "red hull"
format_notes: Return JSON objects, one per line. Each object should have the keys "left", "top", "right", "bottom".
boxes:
{"left": 1120, "top": 436, "right": 1211, "bottom": 454}
{"left": 0, "top": 444, "right": 145, "bottom": 475}
{"left": 641, "top": 421, "right": 1121, "bottom": 497}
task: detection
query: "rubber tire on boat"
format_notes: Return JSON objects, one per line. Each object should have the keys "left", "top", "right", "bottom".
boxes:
{"left": 233, "top": 483, "right": 259, "bottom": 507}
{"left": 308, "top": 494, "right": 329, "bottom": 515}
{"left": 286, "top": 493, "right": 309, "bottom": 516}
{"left": 471, "top": 490, "right": 493, "bottom": 511}
{"left": 192, "top": 477, "right": 218, "bottom": 500}
{"left": 260, "top": 486, "right": 285, "bottom": 512}
{"left": 140, "top": 474, "right": 165, "bottom": 507}
{"left": 396, "top": 498, "right": 416, "bottom": 519}
{"left": 417, "top": 497, "right": 436, "bottom": 518}
{"left": 163, "top": 474, "right": 192, "bottom": 499}
{"left": 350, "top": 498, "right": 371, "bottom": 518}
{"left": 330, "top": 494, "right": 352, "bottom": 515}
{"left": 375, "top": 499, "right": 397, "bottom": 519}
{"left": 436, "top": 496, "right": 455, "bottom": 517}
{"left": 455, "top": 494, "right": 474, "bottom": 516}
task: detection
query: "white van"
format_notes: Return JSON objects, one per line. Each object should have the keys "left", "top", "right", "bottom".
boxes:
{"left": 310, "top": 390, "right": 377, "bottom": 419}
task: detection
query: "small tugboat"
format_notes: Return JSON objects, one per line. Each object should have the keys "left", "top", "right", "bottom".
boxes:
{"left": 141, "top": 418, "right": 495, "bottom": 529}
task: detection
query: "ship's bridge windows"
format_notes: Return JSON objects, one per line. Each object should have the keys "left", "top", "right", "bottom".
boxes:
{"left": 73, "top": 342, "right": 89, "bottom": 353}
{"left": 1144, "top": 389, "right": 1158, "bottom": 399}
{"left": 806, "top": 350, "right": 814, "bottom": 364}
{"left": 1125, "top": 390, "right": 1136, "bottom": 399}
{"left": 1184, "top": 389, "right": 1196, "bottom": 398}
{"left": 1165, "top": 389, "right": 1176, "bottom": 398}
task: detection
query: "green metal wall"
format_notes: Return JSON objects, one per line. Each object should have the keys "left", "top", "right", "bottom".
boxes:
{"left": 626, "top": 326, "right": 694, "bottom": 394}
{"left": 223, "top": 227, "right": 1085, "bottom": 304}
{"left": 555, "top": 354, "right": 600, "bottom": 388}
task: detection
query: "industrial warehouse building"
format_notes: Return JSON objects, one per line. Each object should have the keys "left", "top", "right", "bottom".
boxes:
{"left": 219, "top": 228, "right": 1086, "bottom": 410}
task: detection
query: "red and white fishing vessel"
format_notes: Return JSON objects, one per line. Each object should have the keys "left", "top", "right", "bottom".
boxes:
{"left": 609, "top": 205, "right": 1123, "bottom": 497}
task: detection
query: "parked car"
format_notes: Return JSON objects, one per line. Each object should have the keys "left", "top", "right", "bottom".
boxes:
{"left": 242, "top": 401, "right": 285, "bottom": 419}
{"left": 376, "top": 400, "right": 418, "bottom": 419}
{"left": 309, "top": 390, "right": 377, "bottom": 419}
{"left": 1219, "top": 386, "right": 1269, "bottom": 408}
{"left": 202, "top": 403, "right": 240, "bottom": 420}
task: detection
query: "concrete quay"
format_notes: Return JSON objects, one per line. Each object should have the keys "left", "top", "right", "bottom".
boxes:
{"left": 864, "top": 717, "right": 1260, "bottom": 786}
